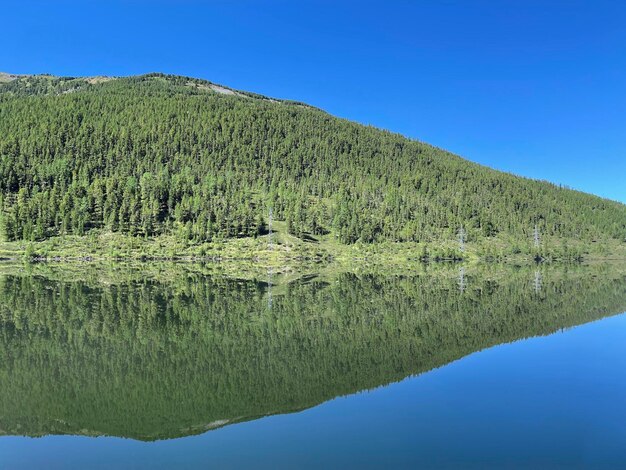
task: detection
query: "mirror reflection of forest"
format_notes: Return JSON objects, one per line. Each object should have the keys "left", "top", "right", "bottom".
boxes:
{"left": 1, "top": 263, "right": 625, "bottom": 441}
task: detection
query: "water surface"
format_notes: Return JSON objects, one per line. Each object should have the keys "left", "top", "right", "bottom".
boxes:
{"left": 1, "top": 263, "right": 625, "bottom": 468}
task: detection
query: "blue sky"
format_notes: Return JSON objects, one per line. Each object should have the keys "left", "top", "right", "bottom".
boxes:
{"left": 3, "top": 0, "right": 625, "bottom": 202}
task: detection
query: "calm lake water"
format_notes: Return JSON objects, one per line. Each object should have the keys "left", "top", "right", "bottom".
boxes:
{"left": 1, "top": 263, "right": 626, "bottom": 469}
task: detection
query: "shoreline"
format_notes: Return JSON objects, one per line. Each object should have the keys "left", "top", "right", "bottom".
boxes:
{"left": 1, "top": 231, "right": 625, "bottom": 267}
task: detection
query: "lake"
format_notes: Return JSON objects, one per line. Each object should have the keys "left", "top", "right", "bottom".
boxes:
{"left": 1, "top": 263, "right": 626, "bottom": 469}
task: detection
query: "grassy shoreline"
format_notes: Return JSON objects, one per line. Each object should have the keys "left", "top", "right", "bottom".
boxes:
{"left": 2, "top": 229, "right": 625, "bottom": 267}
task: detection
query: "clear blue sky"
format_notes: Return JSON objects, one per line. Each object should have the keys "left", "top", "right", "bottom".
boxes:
{"left": 3, "top": 0, "right": 625, "bottom": 202}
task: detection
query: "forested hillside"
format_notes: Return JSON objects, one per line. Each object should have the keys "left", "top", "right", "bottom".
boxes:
{"left": 0, "top": 72, "right": 625, "bottom": 246}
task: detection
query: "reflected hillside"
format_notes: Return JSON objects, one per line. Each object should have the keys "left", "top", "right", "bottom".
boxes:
{"left": 0, "top": 264, "right": 626, "bottom": 441}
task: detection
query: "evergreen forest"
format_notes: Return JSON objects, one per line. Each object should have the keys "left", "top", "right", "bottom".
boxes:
{"left": 1, "top": 73, "right": 625, "bottom": 247}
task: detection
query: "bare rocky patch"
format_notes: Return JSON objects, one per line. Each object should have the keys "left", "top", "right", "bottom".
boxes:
{"left": 0, "top": 72, "right": 28, "bottom": 83}
{"left": 85, "top": 76, "right": 115, "bottom": 84}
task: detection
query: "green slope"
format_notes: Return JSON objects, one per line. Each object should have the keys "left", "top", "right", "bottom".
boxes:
{"left": 0, "top": 72, "right": 624, "bottom": 251}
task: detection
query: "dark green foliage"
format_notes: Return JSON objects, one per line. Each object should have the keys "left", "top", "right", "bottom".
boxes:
{"left": 0, "top": 265, "right": 625, "bottom": 440}
{"left": 1, "top": 73, "right": 625, "bottom": 244}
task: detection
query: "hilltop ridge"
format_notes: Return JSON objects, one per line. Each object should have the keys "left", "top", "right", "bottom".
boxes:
{"left": 0, "top": 72, "right": 315, "bottom": 107}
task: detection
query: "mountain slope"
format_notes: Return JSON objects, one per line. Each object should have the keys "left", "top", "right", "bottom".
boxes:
{"left": 0, "top": 72, "right": 624, "bottom": 247}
